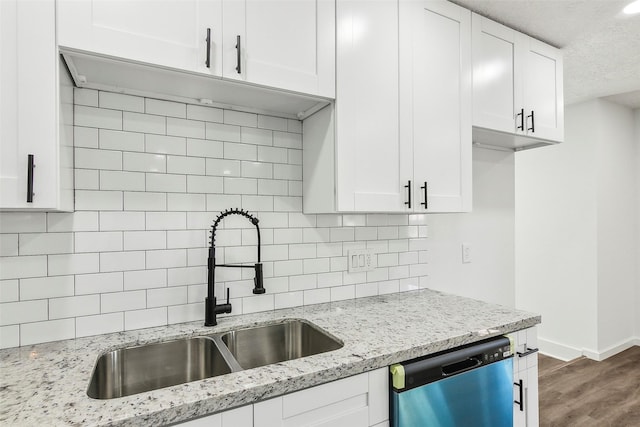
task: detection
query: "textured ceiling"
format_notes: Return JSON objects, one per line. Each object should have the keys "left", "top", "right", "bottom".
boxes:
{"left": 451, "top": 0, "right": 640, "bottom": 109}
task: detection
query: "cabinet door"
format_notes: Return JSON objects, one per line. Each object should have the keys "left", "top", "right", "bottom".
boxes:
{"left": 401, "top": 0, "right": 472, "bottom": 213}
{"left": 471, "top": 14, "right": 522, "bottom": 134}
{"left": 57, "top": 0, "right": 221, "bottom": 76}
{"left": 0, "top": 0, "right": 60, "bottom": 210}
{"left": 223, "top": 0, "right": 335, "bottom": 97}
{"left": 522, "top": 38, "right": 564, "bottom": 142}
{"left": 335, "top": 0, "right": 406, "bottom": 212}
{"left": 175, "top": 404, "right": 253, "bottom": 426}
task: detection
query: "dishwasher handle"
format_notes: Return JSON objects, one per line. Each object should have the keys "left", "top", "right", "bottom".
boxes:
{"left": 442, "top": 357, "right": 482, "bottom": 377}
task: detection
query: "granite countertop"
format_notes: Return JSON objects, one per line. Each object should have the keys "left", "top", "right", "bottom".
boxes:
{"left": 0, "top": 289, "right": 540, "bottom": 426}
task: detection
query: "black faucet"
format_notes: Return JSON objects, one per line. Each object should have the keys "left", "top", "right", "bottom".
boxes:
{"left": 205, "top": 208, "right": 265, "bottom": 326}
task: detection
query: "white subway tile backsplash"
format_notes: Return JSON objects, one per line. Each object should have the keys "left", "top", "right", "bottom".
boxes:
{"left": 123, "top": 231, "right": 166, "bottom": 251}
{"left": 20, "top": 276, "right": 74, "bottom": 300}
{"left": 100, "top": 251, "right": 145, "bottom": 272}
{"left": 241, "top": 127, "right": 272, "bottom": 146}
{"left": 273, "top": 131, "right": 302, "bottom": 149}
{"left": 224, "top": 142, "right": 257, "bottom": 161}
{"left": 99, "top": 212, "right": 145, "bottom": 231}
{"left": 75, "top": 105, "right": 122, "bottom": 130}
{"left": 0, "top": 325, "right": 19, "bottom": 349}
{"left": 0, "top": 213, "right": 45, "bottom": 233}
{"left": 146, "top": 249, "right": 186, "bottom": 269}
{"left": 124, "top": 269, "right": 167, "bottom": 290}
{"left": 49, "top": 295, "right": 100, "bottom": 319}
{"left": 19, "top": 233, "right": 73, "bottom": 255}
{"left": 147, "top": 286, "right": 187, "bottom": 308}
{"left": 0, "top": 280, "right": 18, "bottom": 303}
{"left": 187, "top": 175, "right": 223, "bottom": 194}
{"left": 21, "top": 319, "right": 75, "bottom": 346}
{"left": 146, "top": 99, "right": 186, "bottom": 118}
{"left": 206, "top": 122, "right": 241, "bottom": 142}
{"left": 123, "top": 192, "right": 167, "bottom": 211}
{"left": 76, "top": 272, "right": 123, "bottom": 295}
{"left": 76, "top": 312, "right": 124, "bottom": 338}
{"left": 224, "top": 110, "right": 257, "bottom": 127}
{"left": 0, "top": 89, "right": 428, "bottom": 349}
{"left": 123, "top": 152, "right": 166, "bottom": 173}
{"left": 0, "top": 256, "right": 47, "bottom": 280}
{"left": 0, "top": 300, "right": 48, "bottom": 326}
{"left": 99, "top": 92, "right": 144, "bottom": 112}
{"left": 188, "top": 139, "right": 224, "bottom": 158}
{"left": 75, "top": 126, "right": 99, "bottom": 148}
{"left": 146, "top": 134, "right": 186, "bottom": 155}
{"left": 100, "top": 170, "right": 145, "bottom": 191}
{"left": 75, "top": 190, "right": 123, "bottom": 211}
{"left": 167, "top": 156, "right": 205, "bottom": 175}
{"left": 187, "top": 105, "right": 223, "bottom": 123}
{"left": 100, "top": 129, "right": 145, "bottom": 152}
{"left": 123, "top": 111, "right": 166, "bottom": 134}
{"left": 75, "top": 169, "right": 99, "bottom": 190}
{"left": 101, "top": 290, "right": 146, "bottom": 313}
{"left": 167, "top": 117, "right": 205, "bottom": 139}
{"left": 75, "top": 88, "right": 98, "bottom": 106}
{"left": 125, "top": 307, "right": 167, "bottom": 330}
{"left": 146, "top": 173, "right": 186, "bottom": 193}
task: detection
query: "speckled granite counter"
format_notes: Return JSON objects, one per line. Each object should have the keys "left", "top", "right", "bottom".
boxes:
{"left": 0, "top": 289, "right": 540, "bottom": 426}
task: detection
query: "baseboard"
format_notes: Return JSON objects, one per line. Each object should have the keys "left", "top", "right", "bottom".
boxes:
{"left": 538, "top": 338, "right": 583, "bottom": 361}
{"left": 539, "top": 336, "right": 640, "bottom": 362}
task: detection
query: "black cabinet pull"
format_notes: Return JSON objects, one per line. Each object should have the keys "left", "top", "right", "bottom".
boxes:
{"left": 404, "top": 180, "right": 412, "bottom": 208}
{"left": 205, "top": 28, "right": 211, "bottom": 68}
{"left": 517, "top": 347, "right": 539, "bottom": 358}
{"left": 420, "top": 181, "right": 427, "bottom": 209}
{"left": 27, "top": 154, "right": 35, "bottom": 203}
{"left": 514, "top": 379, "right": 524, "bottom": 411}
{"left": 235, "top": 35, "right": 242, "bottom": 74}
{"left": 527, "top": 110, "right": 535, "bottom": 133}
{"left": 516, "top": 108, "right": 524, "bottom": 131}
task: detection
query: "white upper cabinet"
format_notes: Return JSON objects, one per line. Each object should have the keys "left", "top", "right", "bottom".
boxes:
{"left": 334, "top": 0, "right": 404, "bottom": 212}
{"left": 223, "top": 0, "right": 335, "bottom": 98}
{"left": 1, "top": 0, "right": 73, "bottom": 211}
{"left": 400, "top": 0, "right": 472, "bottom": 213}
{"left": 57, "top": 0, "right": 334, "bottom": 98}
{"left": 472, "top": 14, "right": 563, "bottom": 146}
{"left": 57, "top": 0, "right": 222, "bottom": 76}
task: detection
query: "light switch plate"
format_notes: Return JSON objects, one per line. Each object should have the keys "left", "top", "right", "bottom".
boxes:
{"left": 462, "top": 243, "right": 472, "bottom": 263}
{"left": 348, "top": 249, "right": 376, "bottom": 273}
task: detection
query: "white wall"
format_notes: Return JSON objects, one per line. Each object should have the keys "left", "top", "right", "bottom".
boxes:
{"left": 516, "top": 99, "right": 639, "bottom": 361}
{"left": 595, "top": 101, "right": 636, "bottom": 352}
{"left": 515, "top": 101, "right": 599, "bottom": 359}
{"left": 427, "top": 147, "right": 515, "bottom": 308}
{"left": 636, "top": 109, "right": 640, "bottom": 340}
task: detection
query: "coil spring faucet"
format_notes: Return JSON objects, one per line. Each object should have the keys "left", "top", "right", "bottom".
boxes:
{"left": 206, "top": 208, "right": 264, "bottom": 326}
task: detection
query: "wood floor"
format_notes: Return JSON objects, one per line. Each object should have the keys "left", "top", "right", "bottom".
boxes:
{"left": 538, "top": 345, "right": 640, "bottom": 426}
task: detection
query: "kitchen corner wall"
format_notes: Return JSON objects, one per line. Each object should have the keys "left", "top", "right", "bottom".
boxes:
{"left": 0, "top": 88, "right": 431, "bottom": 349}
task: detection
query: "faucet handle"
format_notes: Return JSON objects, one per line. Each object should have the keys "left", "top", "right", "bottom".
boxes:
{"left": 226, "top": 287, "right": 230, "bottom": 305}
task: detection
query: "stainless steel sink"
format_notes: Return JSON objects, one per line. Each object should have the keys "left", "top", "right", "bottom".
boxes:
{"left": 220, "top": 319, "right": 343, "bottom": 369}
{"left": 87, "top": 319, "right": 342, "bottom": 399}
{"left": 87, "top": 337, "right": 234, "bottom": 399}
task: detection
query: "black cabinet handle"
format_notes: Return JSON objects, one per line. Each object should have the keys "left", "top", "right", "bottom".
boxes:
{"left": 235, "top": 35, "right": 242, "bottom": 74}
{"left": 27, "top": 154, "right": 35, "bottom": 203}
{"left": 516, "top": 108, "right": 524, "bottom": 131}
{"left": 420, "top": 181, "right": 427, "bottom": 209}
{"left": 205, "top": 28, "right": 211, "bottom": 68}
{"left": 527, "top": 110, "right": 535, "bottom": 133}
{"left": 517, "top": 347, "right": 539, "bottom": 358}
{"left": 404, "top": 180, "right": 412, "bottom": 208}
{"left": 514, "top": 379, "right": 524, "bottom": 411}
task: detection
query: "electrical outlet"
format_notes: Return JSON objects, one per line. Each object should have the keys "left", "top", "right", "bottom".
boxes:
{"left": 348, "top": 249, "right": 376, "bottom": 272}
{"left": 462, "top": 243, "right": 471, "bottom": 263}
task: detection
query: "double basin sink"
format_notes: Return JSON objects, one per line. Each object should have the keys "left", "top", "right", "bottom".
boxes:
{"left": 87, "top": 319, "right": 343, "bottom": 399}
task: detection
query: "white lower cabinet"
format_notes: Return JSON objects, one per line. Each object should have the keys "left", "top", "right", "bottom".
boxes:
{"left": 509, "top": 327, "right": 540, "bottom": 427}
{"left": 176, "top": 368, "right": 388, "bottom": 427}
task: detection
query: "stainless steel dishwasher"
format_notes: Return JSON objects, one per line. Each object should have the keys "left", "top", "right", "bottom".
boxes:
{"left": 390, "top": 336, "right": 514, "bottom": 427}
